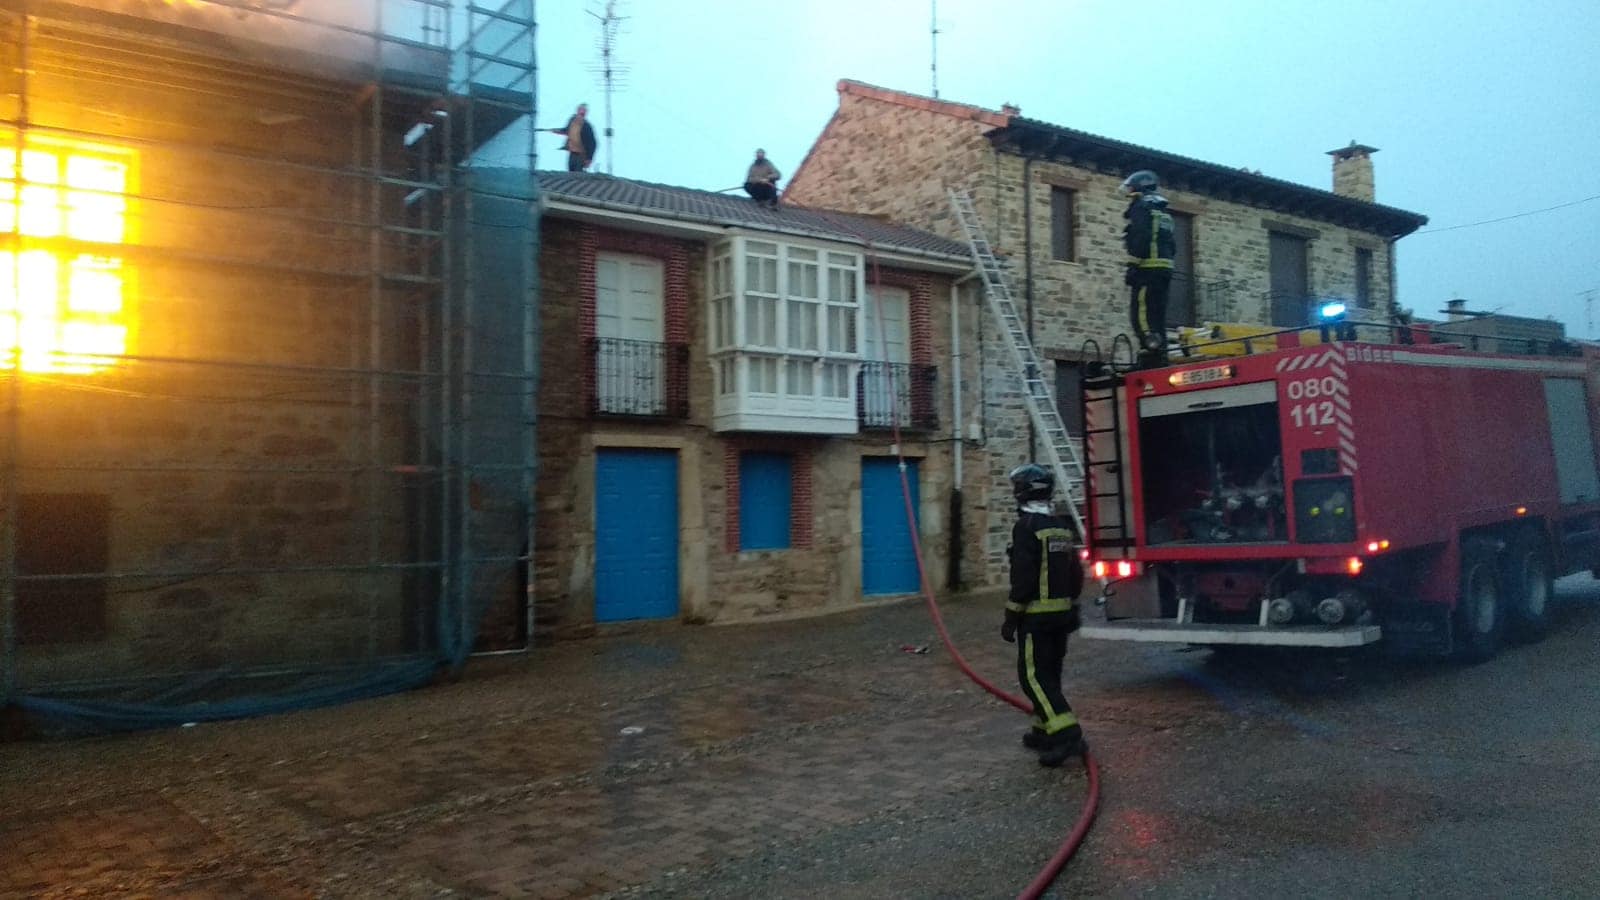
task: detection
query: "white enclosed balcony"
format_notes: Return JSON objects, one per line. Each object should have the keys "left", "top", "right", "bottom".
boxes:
{"left": 708, "top": 236, "right": 865, "bottom": 434}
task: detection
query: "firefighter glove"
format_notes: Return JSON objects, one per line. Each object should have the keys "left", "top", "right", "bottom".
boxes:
{"left": 1001, "top": 609, "right": 1021, "bottom": 643}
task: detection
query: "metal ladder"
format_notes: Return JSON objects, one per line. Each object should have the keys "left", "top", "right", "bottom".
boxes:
{"left": 948, "top": 187, "right": 1089, "bottom": 540}
{"left": 1080, "top": 370, "right": 1132, "bottom": 552}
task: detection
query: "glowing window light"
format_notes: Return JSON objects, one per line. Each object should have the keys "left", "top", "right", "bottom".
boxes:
{"left": 0, "top": 140, "right": 131, "bottom": 374}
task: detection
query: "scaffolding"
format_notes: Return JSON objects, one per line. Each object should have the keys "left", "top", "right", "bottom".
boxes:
{"left": 0, "top": 0, "right": 539, "bottom": 733}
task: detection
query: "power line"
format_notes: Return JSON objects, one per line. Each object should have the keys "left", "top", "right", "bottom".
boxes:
{"left": 1412, "top": 193, "right": 1600, "bottom": 236}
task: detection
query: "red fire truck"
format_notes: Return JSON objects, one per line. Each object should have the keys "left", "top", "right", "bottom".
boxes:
{"left": 1078, "top": 323, "right": 1600, "bottom": 660}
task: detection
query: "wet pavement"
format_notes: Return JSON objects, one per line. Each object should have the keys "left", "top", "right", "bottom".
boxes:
{"left": 4, "top": 578, "right": 1600, "bottom": 899}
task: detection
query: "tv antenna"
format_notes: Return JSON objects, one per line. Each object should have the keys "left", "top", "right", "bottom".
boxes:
{"left": 1583, "top": 288, "right": 1597, "bottom": 338}
{"left": 930, "top": 0, "right": 940, "bottom": 98}
{"left": 588, "top": 0, "right": 629, "bottom": 174}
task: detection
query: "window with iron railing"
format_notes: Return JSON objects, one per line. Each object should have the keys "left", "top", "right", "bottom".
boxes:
{"left": 590, "top": 336, "right": 689, "bottom": 418}
{"left": 857, "top": 361, "right": 938, "bottom": 431}
{"left": 1167, "top": 272, "right": 1237, "bottom": 324}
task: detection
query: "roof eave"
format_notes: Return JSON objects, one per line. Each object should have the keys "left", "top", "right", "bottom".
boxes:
{"left": 987, "top": 124, "right": 1428, "bottom": 239}
{"left": 541, "top": 195, "right": 975, "bottom": 272}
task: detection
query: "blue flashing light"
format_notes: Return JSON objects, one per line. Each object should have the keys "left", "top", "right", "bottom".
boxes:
{"left": 1319, "top": 301, "right": 1348, "bottom": 320}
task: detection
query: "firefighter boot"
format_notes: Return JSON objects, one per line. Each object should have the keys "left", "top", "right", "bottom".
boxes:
{"left": 1021, "top": 727, "right": 1048, "bottom": 751}
{"left": 1037, "top": 725, "right": 1087, "bottom": 768}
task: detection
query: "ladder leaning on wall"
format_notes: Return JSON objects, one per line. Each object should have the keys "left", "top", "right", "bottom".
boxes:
{"left": 947, "top": 187, "right": 1090, "bottom": 542}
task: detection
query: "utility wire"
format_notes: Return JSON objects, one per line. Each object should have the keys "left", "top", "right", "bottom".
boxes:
{"left": 1412, "top": 194, "right": 1600, "bottom": 236}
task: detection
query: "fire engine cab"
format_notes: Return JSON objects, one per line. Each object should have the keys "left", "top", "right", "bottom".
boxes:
{"left": 1079, "top": 316, "right": 1600, "bottom": 661}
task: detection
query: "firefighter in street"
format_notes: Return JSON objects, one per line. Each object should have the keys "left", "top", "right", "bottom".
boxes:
{"left": 1121, "top": 169, "right": 1177, "bottom": 369}
{"left": 1001, "top": 463, "right": 1087, "bottom": 767}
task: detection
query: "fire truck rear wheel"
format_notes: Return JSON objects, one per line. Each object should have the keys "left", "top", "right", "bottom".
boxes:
{"left": 1454, "top": 537, "right": 1505, "bottom": 664}
{"left": 1502, "top": 531, "right": 1552, "bottom": 643}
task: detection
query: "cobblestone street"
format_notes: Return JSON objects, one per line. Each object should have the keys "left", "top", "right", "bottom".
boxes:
{"left": 6, "top": 583, "right": 1600, "bottom": 899}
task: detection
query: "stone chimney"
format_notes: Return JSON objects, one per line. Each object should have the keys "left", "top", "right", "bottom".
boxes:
{"left": 1000, "top": 102, "right": 1021, "bottom": 117}
{"left": 1327, "top": 141, "right": 1378, "bottom": 203}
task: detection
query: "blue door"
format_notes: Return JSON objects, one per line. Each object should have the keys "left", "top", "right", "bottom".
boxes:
{"left": 861, "top": 458, "right": 921, "bottom": 595}
{"left": 595, "top": 449, "right": 679, "bottom": 622}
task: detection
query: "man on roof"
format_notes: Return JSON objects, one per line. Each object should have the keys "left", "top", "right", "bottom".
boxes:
{"left": 744, "top": 149, "right": 781, "bottom": 208}
{"left": 548, "top": 103, "right": 598, "bottom": 172}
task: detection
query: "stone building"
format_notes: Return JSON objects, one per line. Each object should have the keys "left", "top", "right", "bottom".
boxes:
{"left": 785, "top": 80, "right": 1429, "bottom": 578}
{"left": 521, "top": 172, "right": 994, "bottom": 635}
{"left": 1427, "top": 299, "right": 1570, "bottom": 355}
{"left": 3, "top": 2, "right": 537, "bottom": 720}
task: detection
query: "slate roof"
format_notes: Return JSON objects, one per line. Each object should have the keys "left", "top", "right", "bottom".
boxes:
{"left": 988, "top": 117, "right": 1429, "bottom": 238}
{"left": 813, "top": 80, "right": 1429, "bottom": 240}
{"left": 536, "top": 172, "right": 972, "bottom": 263}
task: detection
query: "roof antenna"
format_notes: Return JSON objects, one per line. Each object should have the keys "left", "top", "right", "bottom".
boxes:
{"left": 930, "top": 0, "right": 940, "bottom": 99}
{"left": 587, "top": 0, "right": 629, "bottom": 175}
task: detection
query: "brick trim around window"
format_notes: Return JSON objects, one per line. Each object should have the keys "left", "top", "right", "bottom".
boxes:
{"left": 868, "top": 268, "right": 934, "bottom": 366}
{"left": 579, "top": 223, "right": 695, "bottom": 411}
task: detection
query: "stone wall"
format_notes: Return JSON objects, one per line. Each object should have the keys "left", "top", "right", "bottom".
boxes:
{"left": 8, "top": 25, "right": 439, "bottom": 687}
{"left": 786, "top": 85, "right": 1406, "bottom": 584}
{"left": 1005, "top": 156, "right": 1396, "bottom": 356}
{"left": 531, "top": 216, "right": 990, "bottom": 633}
{"left": 786, "top": 82, "right": 1009, "bottom": 246}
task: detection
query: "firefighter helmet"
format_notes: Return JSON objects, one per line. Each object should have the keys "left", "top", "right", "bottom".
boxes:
{"left": 1120, "top": 170, "right": 1160, "bottom": 195}
{"left": 1008, "top": 463, "right": 1055, "bottom": 503}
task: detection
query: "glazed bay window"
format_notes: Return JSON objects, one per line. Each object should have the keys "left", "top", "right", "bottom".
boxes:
{"left": 709, "top": 237, "right": 863, "bottom": 433}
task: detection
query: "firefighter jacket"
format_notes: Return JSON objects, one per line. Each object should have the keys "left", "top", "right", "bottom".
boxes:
{"left": 1007, "top": 509, "right": 1084, "bottom": 629}
{"left": 1123, "top": 193, "right": 1176, "bottom": 270}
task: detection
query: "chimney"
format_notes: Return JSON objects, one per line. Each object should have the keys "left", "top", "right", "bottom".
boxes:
{"left": 1446, "top": 298, "right": 1468, "bottom": 321}
{"left": 1327, "top": 141, "right": 1378, "bottom": 203}
{"left": 1000, "top": 102, "right": 1021, "bottom": 117}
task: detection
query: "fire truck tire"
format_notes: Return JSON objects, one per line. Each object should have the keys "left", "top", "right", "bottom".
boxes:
{"left": 1502, "top": 531, "right": 1552, "bottom": 643}
{"left": 1454, "top": 537, "right": 1505, "bottom": 664}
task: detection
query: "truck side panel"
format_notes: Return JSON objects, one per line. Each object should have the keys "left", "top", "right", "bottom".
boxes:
{"left": 1349, "top": 356, "right": 1562, "bottom": 550}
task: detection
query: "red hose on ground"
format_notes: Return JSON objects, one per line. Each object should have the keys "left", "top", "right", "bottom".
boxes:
{"left": 777, "top": 196, "right": 1099, "bottom": 895}
{"left": 785, "top": 197, "right": 1102, "bottom": 899}
{"left": 896, "top": 449, "right": 1102, "bottom": 900}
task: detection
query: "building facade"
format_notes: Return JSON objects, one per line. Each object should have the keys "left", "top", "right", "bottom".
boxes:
{"left": 3, "top": 1, "right": 538, "bottom": 725}
{"left": 516, "top": 173, "right": 1002, "bottom": 637}
{"left": 786, "top": 80, "right": 1429, "bottom": 579}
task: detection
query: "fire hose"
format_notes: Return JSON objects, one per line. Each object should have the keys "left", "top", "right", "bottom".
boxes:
{"left": 769, "top": 191, "right": 1101, "bottom": 895}
{"left": 799, "top": 198, "right": 1102, "bottom": 898}
{"left": 888, "top": 442, "right": 1102, "bottom": 899}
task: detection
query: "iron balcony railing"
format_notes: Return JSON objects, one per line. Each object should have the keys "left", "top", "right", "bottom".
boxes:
{"left": 857, "top": 361, "right": 939, "bottom": 431}
{"left": 589, "top": 337, "right": 690, "bottom": 419}
{"left": 1168, "top": 272, "right": 1239, "bottom": 325}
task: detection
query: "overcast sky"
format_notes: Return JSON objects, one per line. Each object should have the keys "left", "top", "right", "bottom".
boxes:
{"left": 497, "top": 0, "right": 1600, "bottom": 335}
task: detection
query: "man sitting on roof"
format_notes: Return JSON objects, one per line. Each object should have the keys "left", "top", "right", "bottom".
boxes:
{"left": 744, "top": 149, "right": 781, "bottom": 208}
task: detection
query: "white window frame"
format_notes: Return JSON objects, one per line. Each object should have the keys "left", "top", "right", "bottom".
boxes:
{"left": 707, "top": 234, "right": 866, "bottom": 433}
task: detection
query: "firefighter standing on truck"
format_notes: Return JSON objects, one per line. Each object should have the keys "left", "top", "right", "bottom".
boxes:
{"left": 1001, "top": 463, "right": 1087, "bottom": 767}
{"left": 1121, "top": 169, "right": 1176, "bottom": 369}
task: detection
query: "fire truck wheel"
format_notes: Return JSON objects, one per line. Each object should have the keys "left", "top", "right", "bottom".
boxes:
{"left": 1503, "top": 531, "right": 1552, "bottom": 643}
{"left": 1455, "top": 537, "right": 1505, "bottom": 664}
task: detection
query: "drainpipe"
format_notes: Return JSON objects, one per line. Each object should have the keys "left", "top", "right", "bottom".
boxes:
{"left": 1022, "top": 155, "right": 1037, "bottom": 463}
{"left": 948, "top": 273, "right": 976, "bottom": 591}
{"left": 1385, "top": 235, "right": 1398, "bottom": 317}
{"left": 951, "top": 277, "right": 971, "bottom": 486}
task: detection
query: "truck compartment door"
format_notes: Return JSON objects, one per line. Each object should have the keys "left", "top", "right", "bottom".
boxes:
{"left": 1543, "top": 378, "right": 1600, "bottom": 504}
